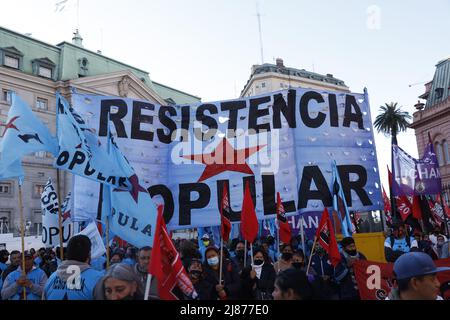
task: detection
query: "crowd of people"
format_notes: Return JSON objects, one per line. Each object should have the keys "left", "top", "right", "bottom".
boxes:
{"left": 0, "top": 221, "right": 448, "bottom": 301}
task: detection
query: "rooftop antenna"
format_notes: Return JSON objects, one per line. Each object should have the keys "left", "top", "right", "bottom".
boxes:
{"left": 256, "top": 1, "right": 264, "bottom": 64}
{"left": 76, "top": 0, "right": 80, "bottom": 29}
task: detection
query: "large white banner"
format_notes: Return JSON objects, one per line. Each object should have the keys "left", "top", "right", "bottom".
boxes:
{"left": 69, "top": 88, "right": 383, "bottom": 230}
{"left": 41, "top": 178, "right": 74, "bottom": 247}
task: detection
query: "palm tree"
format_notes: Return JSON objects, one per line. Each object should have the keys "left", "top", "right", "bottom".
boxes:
{"left": 374, "top": 102, "right": 412, "bottom": 224}
{"left": 374, "top": 102, "right": 411, "bottom": 145}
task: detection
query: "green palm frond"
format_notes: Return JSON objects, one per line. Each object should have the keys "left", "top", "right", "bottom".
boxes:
{"left": 373, "top": 102, "right": 411, "bottom": 139}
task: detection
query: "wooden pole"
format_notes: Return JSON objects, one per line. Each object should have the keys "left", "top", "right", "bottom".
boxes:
{"left": 144, "top": 274, "right": 152, "bottom": 300}
{"left": 18, "top": 182, "right": 27, "bottom": 300}
{"left": 305, "top": 236, "right": 318, "bottom": 276}
{"left": 56, "top": 169, "right": 64, "bottom": 261}
{"left": 219, "top": 238, "right": 223, "bottom": 285}
{"left": 276, "top": 220, "right": 280, "bottom": 272}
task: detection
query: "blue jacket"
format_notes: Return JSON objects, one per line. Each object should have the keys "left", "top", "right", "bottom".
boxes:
{"left": 310, "top": 254, "right": 334, "bottom": 277}
{"left": 334, "top": 251, "right": 367, "bottom": 300}
{"left": 44, "top": 260, "right": 103, "bottom": 300}
{"left": 0, "top": 262, "right": 7, "bottom": 273}
{"left": 90, "top": 256, "right": 106, "bottom": 272}
{"left": 1, "top": 267, "right": 48, "bottom": 300}
{"left": 122, "top": 258, "right": 136, "bottom": 266}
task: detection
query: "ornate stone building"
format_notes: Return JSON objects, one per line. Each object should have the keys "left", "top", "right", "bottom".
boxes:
{"left": 240, "top": 58, "right": 350, "bottom": 98}
{"left": 410, "top": 57, "right": 450, "bottom": 200}
{"left": 0, "top": 26, "right": 200, "bottom": 236}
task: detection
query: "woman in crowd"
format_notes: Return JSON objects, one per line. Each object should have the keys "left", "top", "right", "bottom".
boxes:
{"left": 272, "top": 268, "right": 315, "bottom": 300}
{"left": 94, "top": 263, "right": 143, "bottom": 300}
{"left": 273, "top": 244, "right": 294, "bottom": 273}
{"left": 202, "top": 246, "right": 241, "bottom": 300}
{"left": 240, "top": 248, "right": 276, "bottom": 300}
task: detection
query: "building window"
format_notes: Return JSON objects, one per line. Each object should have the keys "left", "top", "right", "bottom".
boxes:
{"left": 33, "top": 183, "right": 46, "bottom": 198}
{"left": 38, "top": 66, "right": 52, "bottom": 78}
{"left": 2, "top": 90, "right": 12, "bottom": 104}
{"left": 32, "top": 58, "right": 56, "bottom": 80}
{"left": 0, "top": 212, "right": 11, "bottom": 234}
{"left": 436, "top": 142, "right": 444, "bottom": 166}
{"left": 1, "top": 47, "right": 23, "bottom": 70}
{"left": 34, "top": 222, "right": 42, "bottom": 236}
{"left": 36, "top": 98, "right": 48, "bottom": 110}
{"left": 0, "top": 182, "right": 12, "bottom": 195}
{"left": 261, "top": 82, "right": 266, "bottom": 88}
{"left": 435, "top": 88, "right": 444, "bottom": 99}
{"left": 443, "top": 140, "right": 450, "bottom": 165}
{"left": 4, "top": 55, "right": 19, "bottom": 69}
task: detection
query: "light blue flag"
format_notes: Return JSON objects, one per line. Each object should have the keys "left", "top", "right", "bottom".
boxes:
{"left": 0, "top": 92, "right": 58, "bottom": 181}
{"left": 101, "top": 127, "right": 158, "bottom": 249}
{"left": 332, "top": 160, "right": 353, "bottom": 237}
{"left": 230, "top": 223, "right": 241, "bottom": 240}
{"left": 54, "top": 93, "right": 131, "bottom": 190}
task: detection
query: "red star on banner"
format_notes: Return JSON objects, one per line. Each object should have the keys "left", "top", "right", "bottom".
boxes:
{"left": 113, "top": 174, "right": 147, "bottom": 203}
{"left": 2, "top": 116, "right": 20, "bottom": 137}
{"left": 183, "top": 138, "right": 266, "bottom": 182}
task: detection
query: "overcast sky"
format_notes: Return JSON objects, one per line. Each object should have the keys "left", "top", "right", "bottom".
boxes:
{"left": 2, "top": 0, "right": 450, "bottom": 188}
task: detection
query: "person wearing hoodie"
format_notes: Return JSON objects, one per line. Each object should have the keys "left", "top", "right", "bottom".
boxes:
{"left": 387, "top": 252, "right": 450, "bottom": 300}
{"left": 43, "top": 235, "right": 104, "bottom": 300}
{"left": 435, "top": 235, "right": 450, "bottom": 259}
{"left": 1, "top": 250, "right": 47, "bottom": 300}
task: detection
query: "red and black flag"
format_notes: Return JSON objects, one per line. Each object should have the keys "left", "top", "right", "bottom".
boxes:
{"left": 220, "top": 182, "right": 232, "bottom": 242}
{"left": 276, "top": 192, "right": 292, "bottom": 244}
{"left": 241, "top": 181, "right": 259, "bottom": 244}
{"left": 315, "top": 208, "right": 341, "bottom": 267}
{"left": 149, "top": 206, "right": 197, "bottom": 300}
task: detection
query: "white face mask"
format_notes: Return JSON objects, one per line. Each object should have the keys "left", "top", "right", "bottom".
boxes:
{"left": 207, "top": 256, "right": 219, "bottom": 266}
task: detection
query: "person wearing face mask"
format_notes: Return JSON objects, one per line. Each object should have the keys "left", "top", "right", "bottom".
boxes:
{"left": 203, "top": 247, "right": 240, "bottom": 300}
{"left": 240, "top": 249, "right": 276, "bottom": 300}
{"left": 334, "top": 237, "right": 367, "bottom": 300}
{"left": 435, "top": 235, "right": 450, "bottom": 259}
{"left": 384, "top": 224, "right": 419, "bottom": 263}
{"left": 187, "top": 259, "right": 213, "bottom": 300}
{"left": 429, "top": 226, "right": 448, "bottom": 248}
{"left": 231, "top": 240, "right": 250, "bottom": 272}
{"left": 273, "top": 244, "right": 294, "bottom": 273}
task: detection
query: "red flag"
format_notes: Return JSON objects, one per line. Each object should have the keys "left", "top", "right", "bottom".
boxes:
{"left": 382, "top": 186, "right": 393, "bottom": 224}
{"left": 276, "top": 192, "right": 292, "bottom": 244}
{"left": 148, "top": 206, "right": 197, "bottom": 300}
{"left": 315, "top": 208, "right": 341, "bottom": 267}
{"left": 437, "top": 194, "right": 450, "bottom": 219}
{"left": 388, "top": 167, "right": 412, "bottom": 221}
{"left": 354, "top": 258, "right": 450, "bottom": 300}
{"left": 220, "top": 182, "right": 232, "bottom": 242}
{"left": 428, "top": 199, "right": 443, "bottom": 228}
{"left": 412, "top": 195, "right": 422, "bottom": 220}
{"left": 240, "top": 181, "right": 258, "bottom": 243}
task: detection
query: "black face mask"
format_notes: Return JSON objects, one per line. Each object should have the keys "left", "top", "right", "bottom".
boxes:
{"left": 345, "top": 250, "right": 357, "bottom": 256}
{"left": 253, "top": 259, "right": 264, "bottom": 266}
{"left": 190, "top": 270, "right": 202, "bottom": 279}
{"left": 292, "top": 262, "right": 303, "bottom": 269}
{"left": 282, "top": 252, "right": 293, "bottom": 261}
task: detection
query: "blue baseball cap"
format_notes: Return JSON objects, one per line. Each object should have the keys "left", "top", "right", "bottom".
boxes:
{"left": 394, "top": 252, "right": 450, "bottom": 280}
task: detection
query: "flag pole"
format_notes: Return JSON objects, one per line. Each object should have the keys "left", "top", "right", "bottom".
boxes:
{"left": 144, "top": 274, "right": 152, "bottom": 300}
{"left": 250, "top": 242, "right": 254, "bottom": 266}
{"left": 106, "top": 217, "right": 110, "bottom": 269}
{"left": 305, "top": 236, "right": 318, "bottom": 276}
{"left": 18, "top": 181, "right": 27, "bottom": 300}
{"left": 219, "top": 237, "right": 224, "bottom": 285}
{"left": 56, "top": 169, "right": 64, "bottom": 260}
{"left": 244, "top": 240, "right": 247, "bottom": 267}
{"left": 276, "top": 219, "right": 280, "bottom": 272}
{"left": 300, "top": 215, "right": 306, "bottom": 257}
